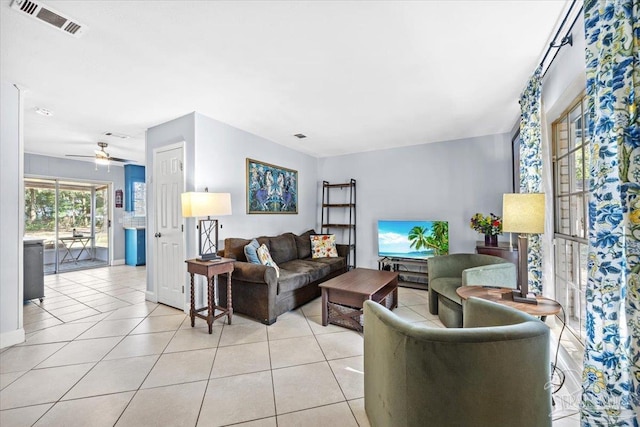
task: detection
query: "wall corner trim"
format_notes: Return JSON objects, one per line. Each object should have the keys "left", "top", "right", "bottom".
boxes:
{"left": 0, "top": 328, "right": 25, "bottom": 349}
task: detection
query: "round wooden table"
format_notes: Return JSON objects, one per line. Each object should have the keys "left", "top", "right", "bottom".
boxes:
{"left": 456, "top": 286, "right": 562, "bottom": 320}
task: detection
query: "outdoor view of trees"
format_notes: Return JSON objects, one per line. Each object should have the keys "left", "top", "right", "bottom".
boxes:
{"left": 25, "top": 187, "right": 100, "bottom": 234}
{"left": 24, "top": 181, "right": 108, "bottom": 249}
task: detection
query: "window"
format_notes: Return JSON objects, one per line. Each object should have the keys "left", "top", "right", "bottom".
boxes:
{"left": 24, "top": 178, "right": 111, "bottom": 273}
{"left": 552, "top": 94, "right": 589, "bottom": 342}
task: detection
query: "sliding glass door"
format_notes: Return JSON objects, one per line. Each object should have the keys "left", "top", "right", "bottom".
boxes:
{"left": 24, "top": 178, "right": 111, "bottom": 274}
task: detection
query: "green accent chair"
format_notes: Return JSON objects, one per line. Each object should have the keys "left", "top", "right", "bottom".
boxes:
{"left": 428, "top": 253, "right": 517, "bottom": 327}
{"left": 364, "top": 298, "right": 552, "bottom": 427}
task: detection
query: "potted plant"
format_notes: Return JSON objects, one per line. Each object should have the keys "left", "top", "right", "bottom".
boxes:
{"left": 470, "top": 213, "right": 502, "bottom": 246}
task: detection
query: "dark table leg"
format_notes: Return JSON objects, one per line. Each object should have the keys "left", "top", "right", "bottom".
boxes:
{"left": 207, "top": 275, "right": 213, "bottom": 334}
{"left": 321, "top": 288, "right": 328, "bottom": 326}
{"left": 226, "top": 271, "right": 233, "bottom": 325}
{"left": 189, "top": 273, "right": 195, "bottom": 327}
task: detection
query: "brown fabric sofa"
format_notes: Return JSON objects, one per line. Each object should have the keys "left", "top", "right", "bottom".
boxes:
{"left": 218, "top": 230, "right": 348, "bottom": 324}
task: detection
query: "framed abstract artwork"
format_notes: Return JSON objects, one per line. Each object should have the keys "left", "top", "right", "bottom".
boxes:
{"left": 246, "top": 158, "right": 298, "bottom": 214}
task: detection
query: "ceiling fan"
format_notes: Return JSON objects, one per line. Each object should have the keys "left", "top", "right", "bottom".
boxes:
{"left": 66, "top": 142, "right": 133, "bottom": 170}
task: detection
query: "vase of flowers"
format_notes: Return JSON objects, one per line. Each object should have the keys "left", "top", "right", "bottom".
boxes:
{"left": 470, "top": 213, "right": 502, "bottom": 246}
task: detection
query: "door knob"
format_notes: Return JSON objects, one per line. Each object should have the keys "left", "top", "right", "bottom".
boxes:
{"left": 155, "top": 232, "right": 162, "bottom": 238}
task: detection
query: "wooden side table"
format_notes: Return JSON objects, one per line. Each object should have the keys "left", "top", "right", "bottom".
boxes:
{"left": 456, "top": 285, "right": 561, "bottom": 321}
{"left": 185, "top": 258, "right": 235, "bottom": 333}
{"left": 475, "top": 240, "right": 518, "bottom": 277}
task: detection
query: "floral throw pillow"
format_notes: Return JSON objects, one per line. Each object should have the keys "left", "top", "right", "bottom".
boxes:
{"left": 256, "top": 244, "right": 280, "bottom": 277}
{"left": 310, "top": 234, "right": 338, "bottom": 258}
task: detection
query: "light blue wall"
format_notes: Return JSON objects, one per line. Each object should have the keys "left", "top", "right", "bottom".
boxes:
{"left": 193, "top": 112, "right": 319, "bottom": 240}
{"left": 145, "top": 112, "right": 319, "bottom": 301}
{"left": 145, "top": 113, "right": 195, "bottom": 295}
{"left": 318, "top": 133, "right": 514, "bottom": 269}
{"left": 542, "top": 16, "right": 586, "bottom": 119}
{"left": 24, "top": 153, "right": 126, "bottom": 262}
{"left": 1, "top": 82, "right": 24, "bottom": 347}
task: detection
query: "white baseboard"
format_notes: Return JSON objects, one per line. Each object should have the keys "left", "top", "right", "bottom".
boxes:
{"left": 145, "top": 290, "right": 157, "bottom": 303}
{"left": 112, "top": 259, "right": 125, "bottom": 266}
{"left": 1, "top": 328, "right": 25, "bottom": 349}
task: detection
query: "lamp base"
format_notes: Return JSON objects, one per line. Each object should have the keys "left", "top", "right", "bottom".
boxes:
{"left": 502, "top": 290, "right": 538, "bottom": 305}
{"left": 198, "top": 253, "right": 221, "bottom": 261}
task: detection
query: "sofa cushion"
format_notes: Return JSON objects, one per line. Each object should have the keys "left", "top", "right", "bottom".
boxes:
{"left": 311, "top": 234, "right": 338, "bottom": 258}
{"left": 430, "top": 277, "right": 463, "bottom": 304}
{"left": 307, "top": 256, "right": 346, "bottom": 273}
{"left": 224, "top": 238, "right": 251, "bottom": 261}
{"left": 269, "top": 233, "right": 298, "bottom": 264}
{"left": 277, "top": 269, "right": 311, "bottom": 294}
{"left": 295, "top": 229, "right": 315, "bottom": 259}
{"left": 244, "top": 239, "right": 261, "bottom": 264}
{"left": 257, "top": 244, "right": 280, "bottom": 277}
{"left": 280, "top": 259, "right": 331, "bottom": 283}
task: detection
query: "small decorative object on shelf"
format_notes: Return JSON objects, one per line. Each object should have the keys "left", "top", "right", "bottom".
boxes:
{"left": 470, "top": 213, "right": 502, "bottom": 246}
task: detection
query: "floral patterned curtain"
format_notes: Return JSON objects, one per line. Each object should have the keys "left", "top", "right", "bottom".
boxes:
{"left": 582, "top": 0, "right": 639, "bottom": 424}
{"left": 519, "top": 66, "right": 544, "bottom": 295}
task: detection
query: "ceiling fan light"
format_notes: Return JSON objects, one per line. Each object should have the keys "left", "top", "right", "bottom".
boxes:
{"left": 95, "top": 157, "right": 110, "bottom": 166}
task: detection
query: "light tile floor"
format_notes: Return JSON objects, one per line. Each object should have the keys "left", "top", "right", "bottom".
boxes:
{"left": 1, "top": 265, "right": 582, "bottom": 426}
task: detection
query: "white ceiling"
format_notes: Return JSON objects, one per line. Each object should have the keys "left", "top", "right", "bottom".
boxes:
{"left": 1, "top": 0, "right": 569, "bottom": 164}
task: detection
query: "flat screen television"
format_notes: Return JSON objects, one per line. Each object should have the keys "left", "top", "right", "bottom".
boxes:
{"left": 377, "top": 220, "right": 449, "bottom": 260}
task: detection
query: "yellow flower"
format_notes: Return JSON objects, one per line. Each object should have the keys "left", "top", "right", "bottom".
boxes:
{"left": 583, "top": 366, "right": 606, "bottom": 394}
{"left": 630, "top": 209, "right": 640, "bottom": 224}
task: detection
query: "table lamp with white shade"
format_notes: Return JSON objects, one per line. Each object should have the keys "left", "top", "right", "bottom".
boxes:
{"left": 502, "top": 193, "right": 545, "bottom": 305}
{"left": 181, "top": 190, "right": 232, "bottom": 261}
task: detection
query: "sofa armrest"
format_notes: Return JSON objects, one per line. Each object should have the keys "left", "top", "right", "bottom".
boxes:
{"left": 462, "top": 263, "right": 517, "bottom": 289}
{"left": 336, "top": 244, "right": 349, "bottom": 258}
{"left": 232, "top": 261, "right": 278, "bottom": 286}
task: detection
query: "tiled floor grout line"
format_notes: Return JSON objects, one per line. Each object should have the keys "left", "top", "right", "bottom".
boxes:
{"left": 29, "top": 277, "right": 147, "bottom": 327}
{"left": 192, "top": 314, "right": 223, "bottom": 427}
{"left": 265, "top": 320, "right": 279, "bottom": 427}
{"left": 4, "top": 269, "right": 582, "bottom": 426}
{"left": 19, "top": 298, "right": 162, "bottom": 425}
{"left": 109, "top": 310, "right": 185, "bottom": 427}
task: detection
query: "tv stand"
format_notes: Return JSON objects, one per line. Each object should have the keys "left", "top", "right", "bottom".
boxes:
{"left": 378, "top": 257, "right": 428, "bottom": 290}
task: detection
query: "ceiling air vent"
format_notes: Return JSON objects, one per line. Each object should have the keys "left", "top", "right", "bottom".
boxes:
{"left": 10, "top": 0, "right": 87, "bottom": 38}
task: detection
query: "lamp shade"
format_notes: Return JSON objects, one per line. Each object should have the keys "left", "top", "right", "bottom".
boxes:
{"left": 181, "top": 192, "right": 232, "bottom": 218}
{"left": 502, "top": 193, "right": 545, "bottom": 234}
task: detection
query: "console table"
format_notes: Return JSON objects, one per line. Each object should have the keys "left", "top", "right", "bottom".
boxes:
{"left": 185, "top": 258, "right": 234, "bottom": 334}
{"left": 475, "top": 240, "right": 518, "bottom": 277}
{"left": 378, "top": 257, "right": 428, "bottom": 290}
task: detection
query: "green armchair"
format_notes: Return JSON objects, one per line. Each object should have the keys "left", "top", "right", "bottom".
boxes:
{"left": 428, "top": 253, "right": 516, "bottom": 327}
{"left": 363, "top": 298, "right": 552, "bottom": 427}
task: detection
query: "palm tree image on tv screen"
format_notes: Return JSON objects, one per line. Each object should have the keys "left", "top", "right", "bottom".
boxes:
{"left": 377, "top": 220, "right": 449, "bottom": 260}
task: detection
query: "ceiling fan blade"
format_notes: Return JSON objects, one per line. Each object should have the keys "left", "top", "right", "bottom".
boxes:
{"left": 108, "top": 157, "right": 133, "bottom": 163}
{"left": 66, "top": 154, "right": 95, "bottom": 158}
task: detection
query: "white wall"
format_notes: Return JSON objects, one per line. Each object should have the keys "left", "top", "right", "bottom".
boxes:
{"left": 145, "top": 112, "right": 319, "bottom": 302}
{"left": 1, "top": 82, "right": 24, "bottom": 348}
{"left": 538, "top": 15, "right": 587, "bottom": 298}
{"left": 542, "top": 16, "right": 586, "bottom": 120}
{"left": 145, "top": 113, "right": 195, "bottom": 296}
{"left": 24, "top": 153, "right": 127, "bottom": 263}
{"left": 318, "top": 133, "right": 514, "bottom": 269}
{"left": 193, "top": 112, "right": 319, "bottom": 241}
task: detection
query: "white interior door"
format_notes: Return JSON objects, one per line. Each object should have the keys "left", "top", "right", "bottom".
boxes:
{"left": 153, "top": 145, "right": 184, "bottom": 309}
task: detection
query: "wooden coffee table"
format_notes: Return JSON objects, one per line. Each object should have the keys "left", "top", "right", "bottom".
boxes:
{"left": 456, "top": 286, "right": 562, "bottom": 321}
{"left": 319, "top": 268, "right": 399, "bottom": 331}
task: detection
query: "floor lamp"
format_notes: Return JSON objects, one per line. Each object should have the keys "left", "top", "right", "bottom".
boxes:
{"left": 502, "top": 193, "right": 545, "bottom": 305}
{"left": 181, "top": 190, "right": 232, "bottom": 261}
